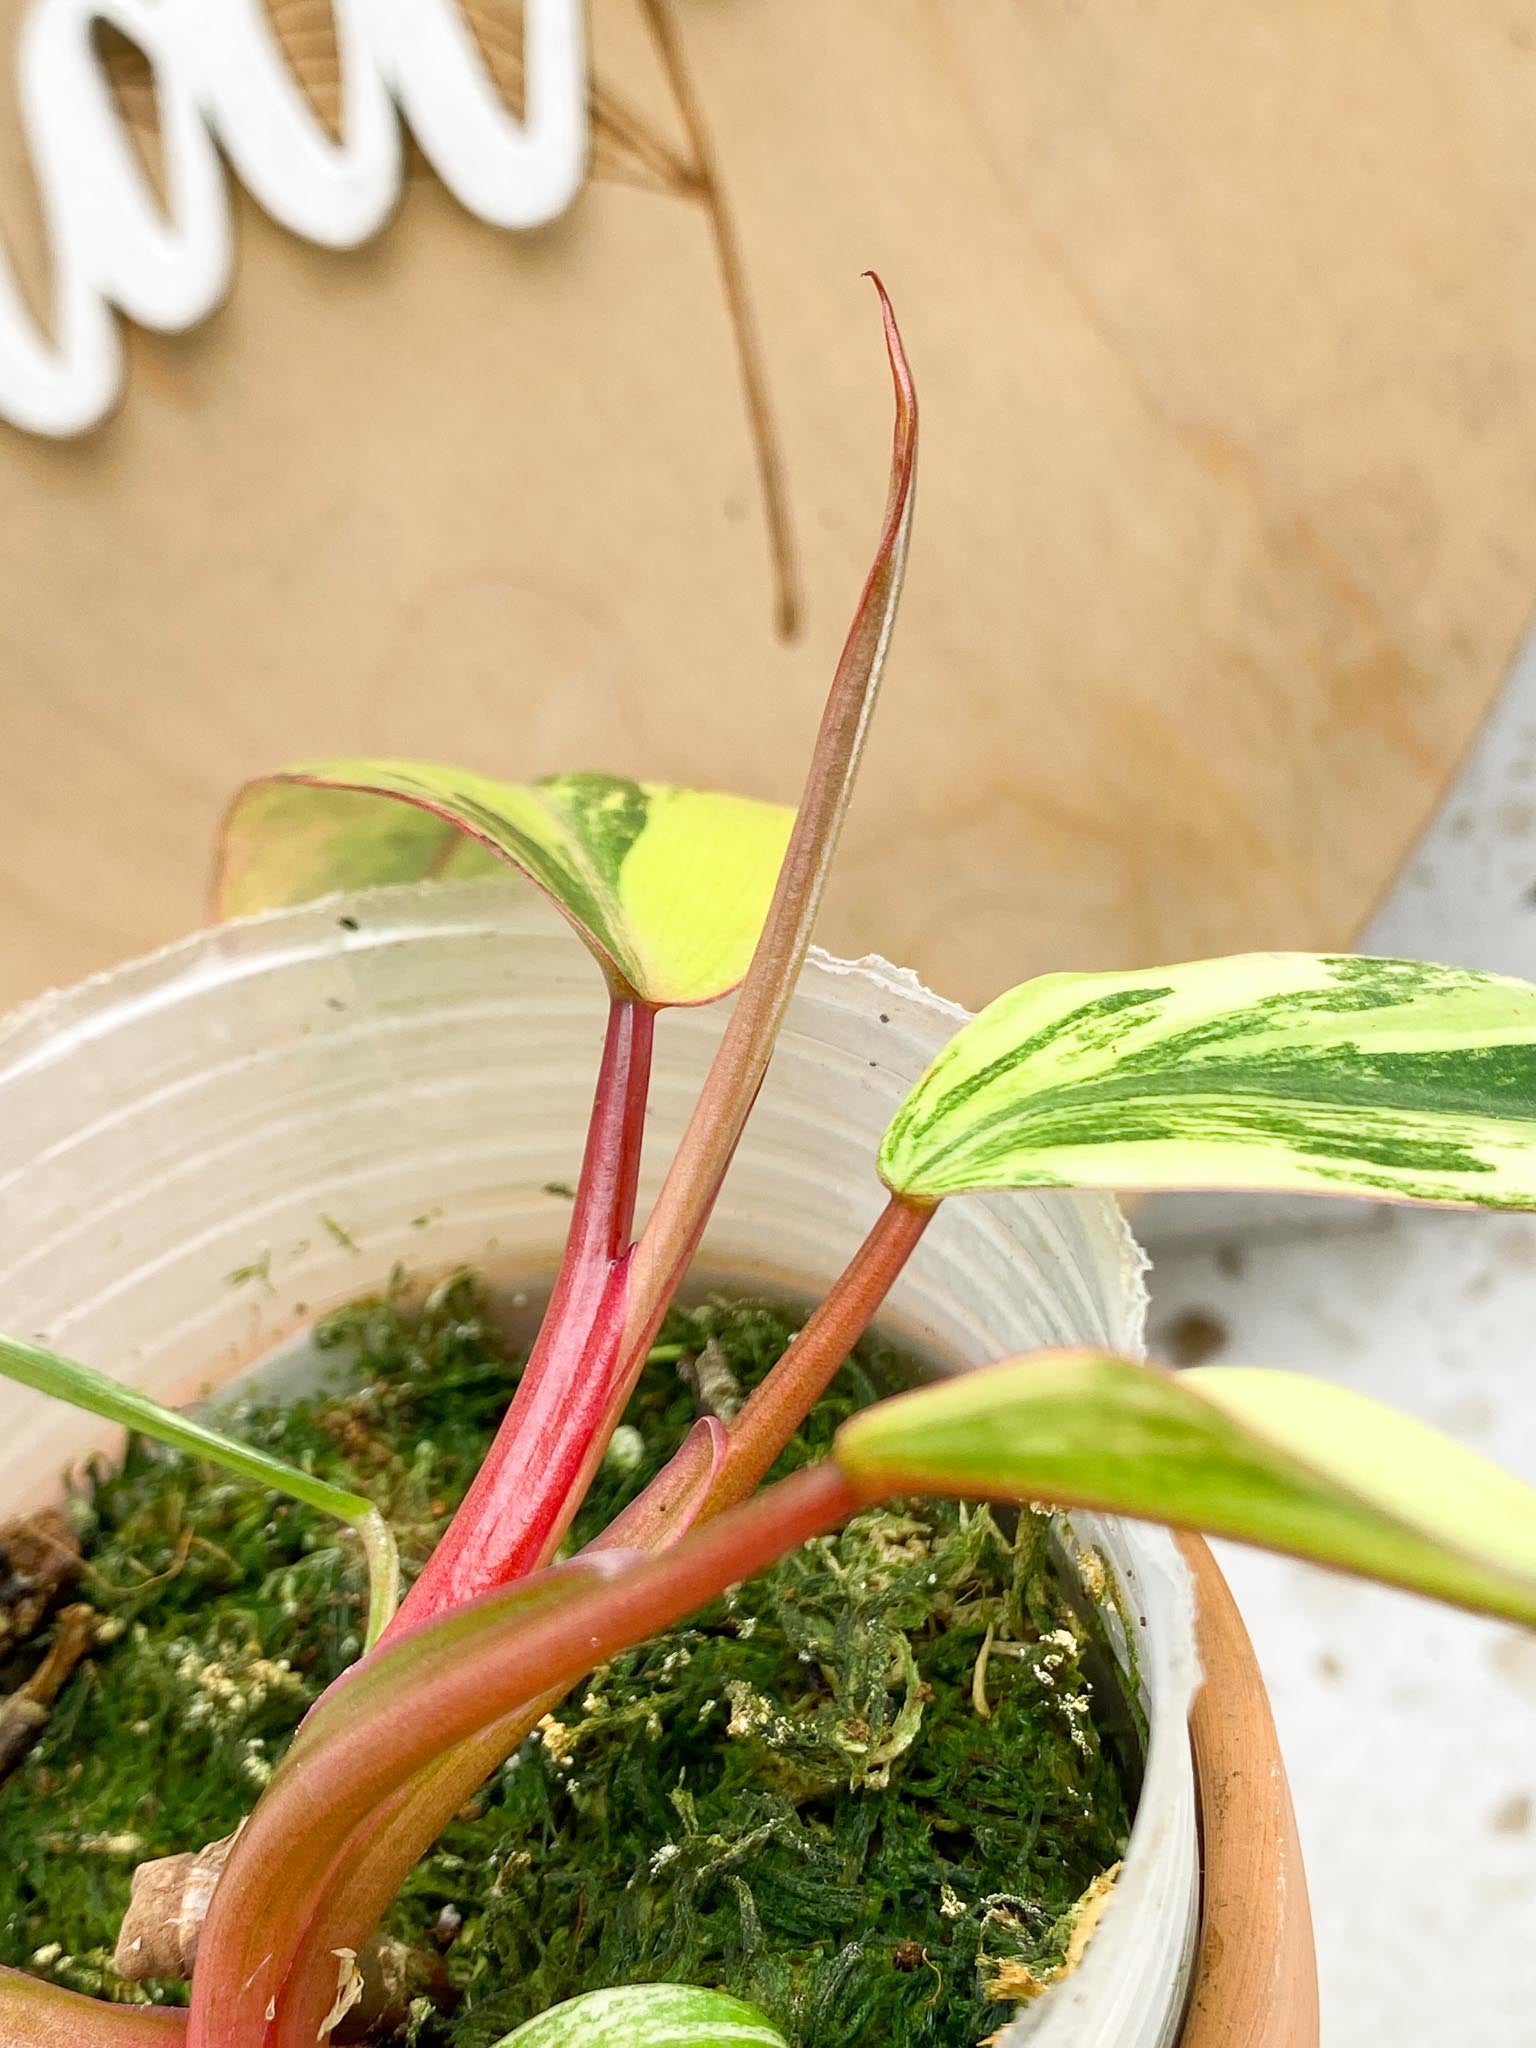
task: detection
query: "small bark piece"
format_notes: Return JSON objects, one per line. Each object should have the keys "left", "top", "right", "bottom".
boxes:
{"left": 117, "top": 1840, "right": 448, "bottom": 2041}
{"left": 0, "top": 1602, "right": 100, "bottom": 1778}
{"left": 679, "top": 1338, "right": 743, "bottom": 1423}
{"left": 0, "top": 1509, "right": 79, "bottom": 1650}
{"left": 332, "top": 1938, "right": 453, "bottom": 2042}
{"left": 114, "top": 1834, "right": 235, "bottom": 1980}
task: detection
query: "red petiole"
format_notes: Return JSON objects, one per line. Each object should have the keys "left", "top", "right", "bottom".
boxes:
{"left": 707, "top": 1190, "right": 935, "bottom": 1510}
{"left": 584, "top": 1190, "right": 935, "bottom": 1560}
{"left": 388, "top": 997, "right": 654, "bottom": 1634}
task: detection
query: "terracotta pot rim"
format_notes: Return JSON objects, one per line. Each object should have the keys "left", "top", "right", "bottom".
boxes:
{"left": 1177, "top": 1534, "right": 1320, "bottom": 2047}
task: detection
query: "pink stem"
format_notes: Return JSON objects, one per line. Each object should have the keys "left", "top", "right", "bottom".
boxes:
{"left": 388, "top": 999, "right": 654, "bottom": 1634}
{"left": 711, "top": 1192, "right": 934, "bottom": 1510}
{"left": 264, "top": 1719, "right": 542, "bottom": 2048}
{"left": 559, "top": 996, "right": 653, "bottom": 1268}
{"left": 193, "top": 287, "right": 918, "bottom": 2040}
{"left": 0, "top": 1966, "right": 186, "bottom": 2043}
{"left": 191, "top": 1467, "right": 862, "bottom": 2048}
{"left": 222, "top": 1206, "right": 926, "bottom": 2041}
{"left": 607, "top": 1192, "right": 934, "bottom": 1543}
{"left": 264, "top": 1413, "right": 730, "bottom": 2047}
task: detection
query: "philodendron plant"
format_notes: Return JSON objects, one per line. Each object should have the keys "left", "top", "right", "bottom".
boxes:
{"left": 5, "top": 284, "right": 1536, "bottom": 2048}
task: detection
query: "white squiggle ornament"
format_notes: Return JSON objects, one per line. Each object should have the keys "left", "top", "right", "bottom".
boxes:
{"left": 0, "top": 0, "right": 587, "bottom": 436}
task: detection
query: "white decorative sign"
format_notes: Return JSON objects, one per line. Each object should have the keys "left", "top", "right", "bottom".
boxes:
{"left": 0, "top": 0, "right": 587, "bottom": 436}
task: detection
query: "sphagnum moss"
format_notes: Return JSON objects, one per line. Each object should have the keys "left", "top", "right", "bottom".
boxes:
{"left": 0, "top": 1278, "right": 1131, "bottom": 2048}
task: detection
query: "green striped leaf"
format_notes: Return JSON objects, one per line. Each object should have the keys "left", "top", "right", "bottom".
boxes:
{"left": 0, "top": 1334, "right": 399, "bottom": 1649}
{"left": 878, "top": 952, "right": 1536, "bottom": 1206}
{"left": 833, "top": 1352, "right": 1536, "bottom": 1627}
{"left": 215, "top": 764, "right": 795, "bottom": 1007}
{"left": 491, "top": 1986, "right": 788, "bottom": 2048}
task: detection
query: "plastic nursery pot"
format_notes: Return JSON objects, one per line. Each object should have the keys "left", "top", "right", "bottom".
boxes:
{"left": 0, "top": 880, "right": 1315, "bottom": 2048}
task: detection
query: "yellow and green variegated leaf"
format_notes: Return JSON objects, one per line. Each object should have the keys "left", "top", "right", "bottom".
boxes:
{"left": 492, "top": 1987, "right": 788, "bottom": 2048}
{"left": 216, "top": 763, "right": 795, "bottom": 1007}
{"left": 833, "top": 1353, "right": 1536, "bottom": 1626}
{"left": 878, "top": 952, "right": 1536, "bottom": 1207}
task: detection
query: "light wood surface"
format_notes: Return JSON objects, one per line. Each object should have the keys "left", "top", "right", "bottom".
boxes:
{"left": 1179, "top": 1534, "right": 1320, "bottom": 2048}
{"left": 3, "top": 1, "right": 1536, "bottom": 1014}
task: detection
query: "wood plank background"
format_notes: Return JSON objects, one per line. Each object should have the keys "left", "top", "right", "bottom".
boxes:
{"left": 2, "top": 0, "right": 1535, "bottom": 1014}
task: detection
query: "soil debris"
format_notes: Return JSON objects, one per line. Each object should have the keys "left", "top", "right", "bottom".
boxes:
{"left": 1158, "top": 1309, "right": 1229, "bottom": 1368}
{"left": 0, "top": 1601, "right": 101, "bottom": 1779}
{"left": 0, "top": 1509, "right": 79, "bottom": 1651}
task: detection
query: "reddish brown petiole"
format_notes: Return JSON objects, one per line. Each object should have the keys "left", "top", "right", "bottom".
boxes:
{"left": 387, "top": 997, "right": 654, "bottom": 1634}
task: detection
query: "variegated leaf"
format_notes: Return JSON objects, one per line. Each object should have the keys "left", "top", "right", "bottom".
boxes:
{"left": 215, "top": 764, "right": 794, "bottom": 1007}
{"left": 492, "top": 1986, "right": 788, "bottom": 2048}
{"left": 834, "top": 1352, "right": 1536, "bottom": 1627}
{"left": 879, "top": 952, "right": 1536, "bottom": 1206}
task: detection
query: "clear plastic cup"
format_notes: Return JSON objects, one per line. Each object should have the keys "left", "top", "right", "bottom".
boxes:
{"left": 0, "top": 878, "right": 1197, "bottom": 2047}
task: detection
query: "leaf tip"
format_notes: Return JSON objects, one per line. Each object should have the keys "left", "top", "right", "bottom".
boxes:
{"left": 863, "top": 271, "right": 917, "bottom": 441}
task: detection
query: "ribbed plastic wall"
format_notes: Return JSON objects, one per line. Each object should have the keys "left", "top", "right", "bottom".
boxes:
{"left": 0, "top": 880, "right": 1198, "bottom": 2048}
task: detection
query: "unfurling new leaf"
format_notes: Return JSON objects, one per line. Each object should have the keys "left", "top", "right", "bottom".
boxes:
{"left": 215, "top": 767, "right": 794, "bottom": 1007}
{"left": 879, "top": 952, "right": 1536, "bottom": 1207}
{"left": 833, "top": 1352, "right": 1536, "bottom": 1627}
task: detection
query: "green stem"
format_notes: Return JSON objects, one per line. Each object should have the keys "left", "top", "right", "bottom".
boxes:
{"left": 0, "top": 1336, "right": 400, "bottom": 1650}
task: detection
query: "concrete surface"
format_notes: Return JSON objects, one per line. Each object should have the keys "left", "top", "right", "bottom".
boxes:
{"left": 1141, "top": 630, "right": 1536, "bottom": 2046}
